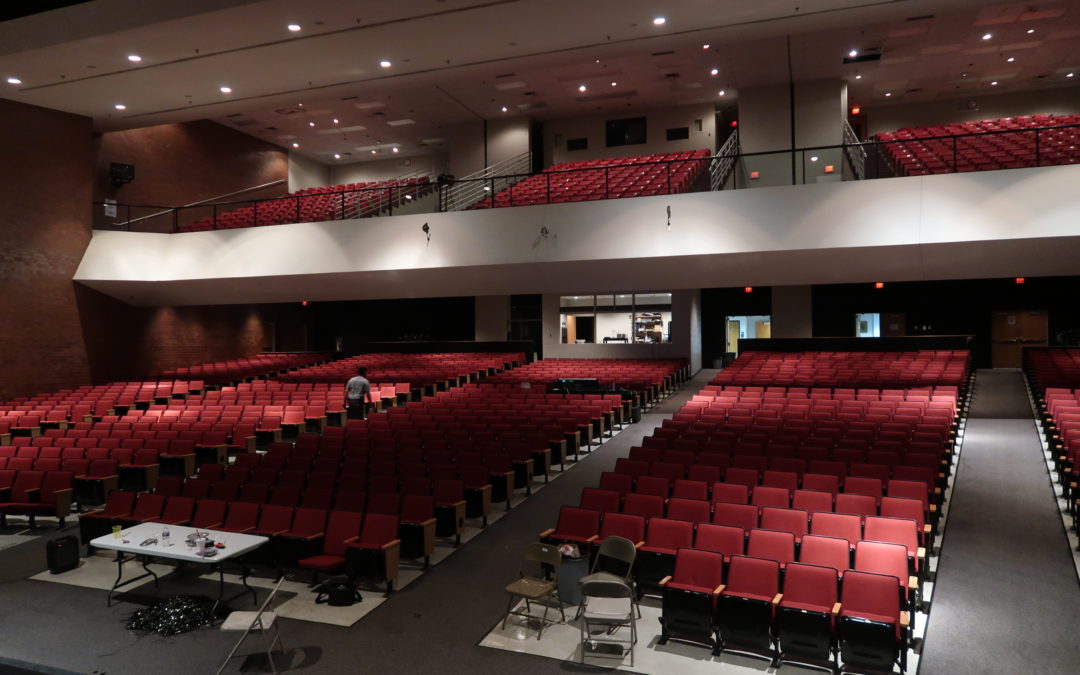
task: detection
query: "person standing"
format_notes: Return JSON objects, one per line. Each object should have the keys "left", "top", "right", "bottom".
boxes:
{"left": 345, "top": 366, "right": 373, "bottom": 420}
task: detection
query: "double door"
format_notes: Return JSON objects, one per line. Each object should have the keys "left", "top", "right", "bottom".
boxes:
{"left": 990, "top": 310, "right": 1047, "bottom": 368}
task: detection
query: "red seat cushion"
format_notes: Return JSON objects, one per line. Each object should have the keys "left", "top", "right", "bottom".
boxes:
{"left": 298, "top": 554, "right": 346, "bottom": 572}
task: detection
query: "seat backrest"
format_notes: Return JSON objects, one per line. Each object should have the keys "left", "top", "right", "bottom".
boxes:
{"left": 256, "top": 504, "right": 294, "bottom": 531}
{"left": 671, "top": 479, "right": 709, "bottom": 500}
{"left": 555, "top": 506, "right": 600, "bottom": 537}
{"left": 323, "top": 510, "right": 365, "bottom": 555}
{"left": 760, "top": 507, "right": 809, "bottom": 540}
{"left": 432, "top": 479, "right": 463, "bottom": 503}
{"left": 289, "top": 507, "right": 329, "bottom": 536}
{"left": 162, "top": 496, "right": 195, "bottom": 522}
{"left": 694, "top": 523, "right": 745, "bottom": 559}
{"left": 782, "top": 562, "right": 838, "bottom": 610}
{"left": 666, "top": 497, "right": 711, "bottom": 523}
{"left": 359, "top": 512, "right": 399, "bottom": 546}
{"left": 635, "top": 475, "right": 670, "bottom": 498}
{"left": 132, "top": 493, "right": 165, "bottom": 519}
{"left": 863, "top": 515, "right": 919, "bottom": 555}
{"left": 747, "top": 528, "right": 795, "bottom": 565}
{"left": 835, "top": 493, "right": 878, "bottom": 520}
{"left": 879, "top": 496, "right": 925, "bottom": 530}
{"left": 853, "top": 540, "right": 909, "bottom": 587}
{"left": 725, "top": 554, "right": 780, "bottom": 598}
{"left": 598, "top": 513, "right": 645, "bottom": 543}
{"left": 801, "top": 473, "right": 839, "bottom": 496}
{"left": 366, "top": 492, "right": 400, "bottom": 515}
{"left": 751, "top": 485, "right": 791, "bottom": 510}
{"left": 591, "top": 535, "right": 638, "bottom": 577}
{"left": 840, "top": 570, "right": 901, "bottom": 636}
{"left": 9, "top": 470, "right": 44, "bottom": 500}
{"left": 711, "top": 481, "right": 749, "bottom": 505}
{"left": 101, "top": 490, "right": 137, "bottom": 517}
{"left": 644, "top": 517, "right": 694, "bottom": 549}
{"left": 844, "top": 476, "right": 883, "bottom": 500}
{"left": 598, "top": 471, "right": 633, "bottom": 496}
{"left": 792, "top": 489, "right": 833, "bottom": 514}
{"left": 238, "top": 483, "right": 269, "bottom": 504}
{"left": 712, "top": 502, "right": 759, "bottom": 533}
{"left": 798, "top": 534, "right": 850, "bottom": 576}
{"left": 401, "top": 494, "right": 435, "bottom": 521}
{"left": 810, "top": 512, "right": 862, "bottom": 549}
{"left": 191, "top": 499, "right": 227, "bottom": 528}
{"left": 223, "top": 501, "right": 260, "bottom": 530}
{"left": 621, "top": 492, "right": 665, "bottom": 518}
{"left": 886, "top": 479, "right": 930, "bottom": 509}
{"left": 579, "top": 487, "right": 620, "bottom": 513}
{"left": 671, "top": 547, "right": 724, "bottom": 589}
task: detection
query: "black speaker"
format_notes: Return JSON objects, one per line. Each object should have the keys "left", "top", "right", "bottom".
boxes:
{"left": 110, "top": 162, "right": 135, "bottom": 185}
{"left": 47, "top": 535, "right": 80, "bottom": 574}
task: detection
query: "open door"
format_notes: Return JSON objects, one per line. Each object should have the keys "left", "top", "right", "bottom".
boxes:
{"left": 726, "top": 320, "right": 741, "bottom": 357}
{"left": 990, "top": 310, "right": 1047, "bottom": 368}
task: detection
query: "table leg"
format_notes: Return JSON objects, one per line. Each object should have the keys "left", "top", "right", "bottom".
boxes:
{"left": 107, "top": 552, "right": 159, "bottom": 607}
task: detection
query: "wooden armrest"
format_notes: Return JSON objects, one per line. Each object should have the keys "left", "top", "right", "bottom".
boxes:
{"left": 343, "top": 536, "right": 360, "bottom": 545}
{"left": 929, "top": 504, "right": 937, "bottom": 512}
{"left": 635, "top": 541, "right": 645, "bottom": 548}
{"left": 658, "top": 575, "right": 671, "bottom": 587}
{"left": 585, "top": 535, "right": 598, "bottom": 542}
{"left": 831, "top": 602, "right": 841, "bottom": 615}
{"left": 923, "top": 524, "right": 932, "bottom": 534}
{"left": 450, "top": 500, "right": 467, "bottom": 508}
{"left": 539, "top": 528, "right": 555, "bottom": 539}
{"left": 419, "top": 518, "right": 437, "bottom": 527}
{"left": 908, "top": 575, "right": 918, "bottom": 590}
{"left": 771, "top": 593, "right": 783, "bottom": 605}
{"left": 24, "top": 488, "right": 41, "bottom": 502}
{"left": 381, "top": 538, "right": 400, "bottom": 550}
{"left": 917, "top": 547, "right": 926, "bottom": 560}
{"left": 900, "top": 611, "right": 910, "bottom": 627}
{"left": 305, "top": 533, "right": 324, "bottom": 541}
{"left": 714, "top": 584, "right": 725, "bottom": 595}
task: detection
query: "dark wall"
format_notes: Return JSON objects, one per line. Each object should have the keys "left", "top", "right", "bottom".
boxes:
{"left": 0, "top": 98, "right": 95, "bottom": 400}
{"left": 701, "top": 287, "right": 773, "bottom": 367}
{"left": 75, "top": 285, "right": 309, "bottom": 383}
{"left": 812, "top": 277, "right": 1080, "bottom": 368}
{"left": 95, "top": 119, "right": 288, "bottom": 209}
{"left": 308, "top": 297, "right": 476, "bottom": 354}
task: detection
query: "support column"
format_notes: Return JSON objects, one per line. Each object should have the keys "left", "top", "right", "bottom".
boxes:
{"left": 771, "top": 285, "right": 813, "bottom": 338}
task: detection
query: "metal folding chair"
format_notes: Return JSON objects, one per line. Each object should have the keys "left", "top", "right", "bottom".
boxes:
{"left": 216, "top": 576, "right": 288, "bottom": 675}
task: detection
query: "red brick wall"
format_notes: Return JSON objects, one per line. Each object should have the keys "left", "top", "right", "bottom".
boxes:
{"left": 0, "top": 98, "right": 95, "bottom": 401}
{"left": 95, "top": 119, "right": 288, "bottom": 228}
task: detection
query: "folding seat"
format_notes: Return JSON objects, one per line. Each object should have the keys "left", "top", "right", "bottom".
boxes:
{"left": 637, "top": 517, "right": 694, "bottom": 590}
{"left": 539, "top": 506, "right": 600, "bottom": 549}
{"left": 810, "top": 512, "right": 862, "bottom": 552}
{"left": 153, "top": 475, "right": 184, "bottom": 498}
{"left": 250, "top": 467, "right": 279, "bottom": 486}
{"left": 275, "top": 507, "right": 329, "bottom": 566}
{"left": 190, "top": 498, "right": 227, "bottom": 529}
{"left": 843, "top": 476, "right": 883, "bottom": 505}
{"left": 801, "top": 473, "right": 839, "bottom": 496}
{"left": 79, "top": 490, "right": 137, "bottom": 552}
{"left": 747, "top": 528, "right": 796, "bottom": 568}
{"left": 596, "top": 512, "right": 645, "bottom": 547}
{"left": 798, "top": 534, "right": 851, "bottom": 578}
{"left": 232, "top": 453, "right": 261, "bottom": 470}
{"left": 880, "top": 496, "right": 934, "bottom": 550}
{"left": 301, "top": 487, "right": 335, "bottom": 510}
{"left": 838, "top": 570, "right": 909, "bottom": 674}
{"left": 250, "top": 504, "right": 294, "bottom": 538}
{"left": 834, "top": 493, "right": 878, "bottom": 521}
{"left": 693, "top": 523, "right": 745, "bottom": 563}
{"left": 157, "top": 440, "right": 197, "bottom": 478}
{"left": 306, "top": 472, "right": 337, "bottom": 491}
{"left": 672, "top": 479, "right": 709, "bottom": 501}
{"left": 775, "top": 562, "right": 840, "bottom": 671}
{"left": 792, "top": 489, "right": 832, "bottom": 514}
{"left": 667, "top": 497, "right": 711, "bottom": 524}
{"left": 238, "top": 482, "right": 270, "bottom": 504}
{"left": 579, "top": 487, "right": 620, "bottom": 514}
{"left": 0, "top": 470, "right": 73, "bottom": 528}
{"left": 712, "top": 502, "right": 759, "bottom": 533}
{"left": 219, "top": 501, "right": 259, "bottom": 533}
{"left": 346, "top": 512, "right": 401, "bottom": 595}
{"left": 752, "top": 486, "right": 790, "bottom": 511}
{"left": 760, "top": 507, "right": 809, "bottom": 542}
{"left": 459, "top": 465, "right": 492, "bottom": 525}
{"left": 687, "top": 465, "right": 722, "bottom": 485}
{"left": 716, "top": 555, "right": 781, "bottom": 660}
{"left": 181, "top": 477, "right": 212, "bottom": 500}
{"left": 658, "top": 548, "right": 725, "bottom": 649}
{"left": 854, "top": 540, "right": 916, "bottom": 618}
{"left": 711, "top": 482, "right": 749, "bottom": 505}
{"left": 621, "top": 492, "right": 665, "bottom": 518}
{"left": 863, "top": 516, "right": 925, "bottom": 579}
{"left": 650, "top": 461, "right": 685, "bottom": 486}
{"left": 118, "top": 447, "right": 161, "bottom": 492}
{"left": 334, "top": 489, "right": 367, "bottom": 513}
{"left": 72, "top": 458, "right": 119, "bottom": 507}
{"left": 114, "top": 492, "right": 166, "bottom": 528}
{"left": 761, "top": 470, "right": 798, "bottom": 495}
{"left": 277, "top": 469, "right": 308, "bottom": 489}
{"left": 298, "top": 509, "right": 365, "bottom": 584}
{"left": 724, "top": 467, "right": 759, "bottom": 489}
{"left": 636, "top": 475, "right": 670, "bottom": 499}
{"left": 197, "top": 462, "right": 225, "bottom": 482}
{"left": 153, "top": 496, "right": 196, "bottom": 525}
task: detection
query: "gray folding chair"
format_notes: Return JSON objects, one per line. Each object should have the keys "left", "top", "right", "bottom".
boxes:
{"left": 579, "top": 535, "right": 640, "bottom": 617}
{"left": 579, "top": 578, "right": 637, "bottom": 666}
{"left": 501, "top": 542, "right": 565, "bottom": 639}
{"left": 216, "top": 576, "right": 288, "bottom": 675}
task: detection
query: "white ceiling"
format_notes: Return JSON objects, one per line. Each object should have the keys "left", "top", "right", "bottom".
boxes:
{"left": 2, "top": 0, "right": 1078, "bottom": 164}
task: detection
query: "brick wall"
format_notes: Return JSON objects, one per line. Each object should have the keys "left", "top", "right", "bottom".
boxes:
{"left": 0, "top": 98, "right": 95, "bottom": 401}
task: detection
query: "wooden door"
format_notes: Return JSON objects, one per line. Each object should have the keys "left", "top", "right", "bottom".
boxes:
{"left": 755, "top": 321, "right": 772, "bottom": 339}
{"left": 881, "top": 312, "right": 906, "bottom": 337}
{"left": 564, "top": 315, "right": 577, "bottom": 344}
{"left": 991, "top": 310, "right": 1047, "bottom": 368}
{"left": 726, "top": 320, "right": 741, "bottom": 356}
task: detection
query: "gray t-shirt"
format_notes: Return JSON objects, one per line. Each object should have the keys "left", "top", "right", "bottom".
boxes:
{"left": 345, "top": 375, "right": 371, "bottom": 400}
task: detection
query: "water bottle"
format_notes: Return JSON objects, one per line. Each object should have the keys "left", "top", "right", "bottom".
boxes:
{"left": 162, "top": 526, "right": 170, "bottom": 547}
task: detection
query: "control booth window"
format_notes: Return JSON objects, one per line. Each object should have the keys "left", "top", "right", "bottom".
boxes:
{"left": 561, "top": 292, "right": 672, "bottom": 344}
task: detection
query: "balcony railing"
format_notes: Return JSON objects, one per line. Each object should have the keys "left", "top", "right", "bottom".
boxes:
{"left": 92, "top": 122, "right": 1079, "bottom": 233}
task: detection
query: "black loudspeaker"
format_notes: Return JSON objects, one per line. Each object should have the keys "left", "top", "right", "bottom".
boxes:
{"left": 47, "top": 536, "right": 80, "bottom": 574}
{"left": 110, "top": 162, "right": 135, "bottom": 185}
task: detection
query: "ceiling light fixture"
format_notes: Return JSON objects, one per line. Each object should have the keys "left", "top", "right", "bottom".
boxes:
{"left": 287, "top": 23, "right": 302, "bottom": 32}
{"left": 1026, "top": 28, "right": 1035, "bottom": 34}
{"left": 718, "top": 89, "right": 726, "bottom": 96}
{"left": 1067, "top": 72, "right": 1075, "bottom": 78}
{"left": 653, "top": 17, "right": 666, "bottom": 26}
{"left": 334, "top": 153, "right": 341, "bottom": 159}
{"left": 810, "top": 155, "right": 819, "bottom": 162}
{"left": 848, "top": 49, "right": 858, "bottom": 58}
{"left": 578, "top": 84, "right": 587, "bottom": 92}
{"left": 114, "top": 104, "right": 126, "bottom": 110}
{"left": 982, "top": 32, "right": 992, "bottom": 40}
{"left": 6, "top": 76, "right": 21, "bottom": 85}
{"left": 884, "top": 92, "right": 892, "bottom": 97}
{"left": 611, "top": 81, "right": 617, "bottom": 87}
{"left": 990, "top": 80, "right": 999, "bottom": 86}
{"left": 308, "top": 122, "right": 316, "bottom": 127}
{"left": 501, "top": 105, "right": 508, "bottom": 112}
{"left": 710, "top": 68, "right": 719, "bottom": 76}
{"left": 127, "top": 54, "right": 142, "bottom": 63}
{"left": 702, "top": 43, "right": 710, "bottom": 50}
{"left": 292, "top": 142, "right": 300, "bottom": 148}
{"left": 1006, "top": 56, "right": 1015, "bottom": 62}
{"left": 219, "top": 86, "right": 232, "bottom": 94}
{"left": 855, "top": 73, "right": 862, "bottom": 80}
{"left": 392, "top": 146, "right": 399, "bottom": 153}
{"left": 371, "top": 149, "right": 377, "bottom": 154}
{"left": 379, "top": 60, "right": 392, "bottom": 68}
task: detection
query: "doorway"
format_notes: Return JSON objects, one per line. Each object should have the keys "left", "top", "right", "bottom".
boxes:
{"left": 990, "top": 310, "right": 1047, "bottom": 368}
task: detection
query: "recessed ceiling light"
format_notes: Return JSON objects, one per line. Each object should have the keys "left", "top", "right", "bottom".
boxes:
{"left": 1026, "top": 28, "right": 1035, "bottom": 34}
{"left": 710, "top": 68, "right": 719, "bottom": 76}
{"left": 405, "top": 194, "right": 413, "bottom": 200}
{"left": 127, "top": 54, "right": 141, "bottom": 63}
{"left": 219, "top": 86, "right": 232, "bottom": 94}
{"left": 982, "top": 32, "right": 992, "bottom": 40}
{"left": 392, "top": 146, "right": 399, "bottom": 153}
{"left": 578, "top": 84, "right": 587, "bottom": 92}
{"left": 855, "top": 74, "right": 862, "bottom": 80}
{"left": 287, "top": 24, "right": 302, "bottom": 32}
{"left": 1006, "top": 56, "right": 1015, "bottom": 62}
{"left": 610, "top": 81, "right": 617, "bottom": 87}
{"left": 990, "top": 81, "right": 999, "bottom": 86}
{"left": 297, "top": 102, "right": 304, "bottom": 107}
{"left": 848, "top": 49, "right": 858, "bottom": 58}
{"left": 292, "top": 142, "right": 299, "bottom": 148}
{"left": 1067, "top": 72, "right": 1075, "bottom": 78}
{"left": 333, "top": 118, "right": 339, "bottom": 124}
{"left": 114, "top": 103, "right": 126, "bottom": 110}
{"left": 500, "top": 105, "right": 508, "bottom": 112}
{"left": 483, "top": 186, "right": 491, "bottom": 191}
{"left": 308, "top": 121, "right": 315, "bottom": 127}
{"left": 379, "top": 60, "right": 392, "bottom": 68}
{"left": 7, "top": 76, "right": 21, "bottom": 85}
{"left": 885, "top": 92, "right": 892, "bottom": 97}
{"left": 810, "top": 155, "right": 819, "bottom": 162}
{"left": 333, "top": 153, "right": 341, "bottom": 159}
{"left": 718, "top": 89, "right": 726, "bottom": 96}
{"left": 371, "top": 149, "right": 377, "bottom": 154}
{"left": 653, "top": 17, "right": 666, "bottom": 26}
{"left": 702, "top": 43, "right": 710, "bottom": 50}
{"left": 595, "top": 59, "right": 601, "bottom": 64}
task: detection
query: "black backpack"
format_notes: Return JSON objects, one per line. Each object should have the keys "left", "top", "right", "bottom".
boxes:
{"left": 315, "top": 580, "right": 363, "bottom": 607}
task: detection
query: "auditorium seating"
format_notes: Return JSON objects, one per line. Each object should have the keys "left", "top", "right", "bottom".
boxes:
{"left": 158, "top": 353, "right": 331, "bottom": 385}
{"left": 469, "top": 149, "right": 711, "bottom": 209}
{"left": 277, "top": 352, "right": 524, "bottom": 394}
{"left": 1026, "top": 349, "right": 1080, "bottom": 523}
{"left": 875, "top": 113, "right": 1080, "bottom": 177}
{"left": 179, "top": 177, "right": 433, "bottom": 232}
{"left": 709, "top": 350, "right": 971, "bottom": 388}
{"left": 485, "top": 357, "right": 688, "bottom": 405}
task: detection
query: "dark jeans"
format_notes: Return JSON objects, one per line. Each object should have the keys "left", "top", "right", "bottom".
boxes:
{"left": 347, "top": 399, "right": 368, "bottom": 420}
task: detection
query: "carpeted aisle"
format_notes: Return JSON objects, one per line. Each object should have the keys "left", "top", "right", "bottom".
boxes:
{"left": 919, "top": 369, "right": 1080, "bottom": 674}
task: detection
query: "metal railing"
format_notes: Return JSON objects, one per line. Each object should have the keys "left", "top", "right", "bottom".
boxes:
{"left": 93, "top": 122, "right": 1080, "bottom": 232}
{"left": 843, "top": 119, "right": 866, "bottom": 180}
{"left": 442, "top": 151, "right": 532, "bottom": 212}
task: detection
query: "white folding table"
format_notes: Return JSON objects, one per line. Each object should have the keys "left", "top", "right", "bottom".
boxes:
{"left": 90, "top": 523, "right": 268, "bottom": 611}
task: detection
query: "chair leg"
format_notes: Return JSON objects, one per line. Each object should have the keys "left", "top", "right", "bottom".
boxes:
{"left": 260, "top": 630, "right": 278, "bottom": 675}
{"left": 501, "top": 594, "right": 515, "bottom": 631}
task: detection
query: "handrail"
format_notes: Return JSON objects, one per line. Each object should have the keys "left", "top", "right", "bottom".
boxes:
{"left": 710, "top": 130, "right": 739, "bottom": 191}
{"left": 114, "top": 179, "right": 287, "bottom": 228}
{"left": 842, "top": 119, "right": 866, "bottom": 180}
{"left": 444, "top": 151, "right": 532, "bottom": 211}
